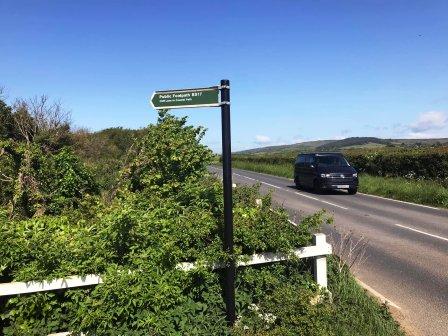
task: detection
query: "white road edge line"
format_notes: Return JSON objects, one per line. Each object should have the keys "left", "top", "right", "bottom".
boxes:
{"left": 234, "top": 173, "right": 348, "bottom": 210}
{"left": 395, "top": 224, "right": 448, "bottom": 242}
{"left": 294, "top": 191, "right": 348, "bottom": 210}
{"left": 358, "top": 192, "right": 442, "bottom": 211}
{"left": 212, "top": 166, "right": 446, "bottom": 211}
{"left": 288, "top": 219, "right": 297, "bottom": 226}
{"left": 355, "top": 278, "right": 401, "bottom": 310}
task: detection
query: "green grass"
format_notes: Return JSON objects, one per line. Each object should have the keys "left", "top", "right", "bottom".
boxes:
{"left": 358, "top": 174, "right": 448, "bottom": 208}
{"left": 328, "top": 258, "right": 405, "bottom": 336}
{"left": 232, "top": 160, "right": 448, "bottom": 209}
{"left": 232, "top": 160, "right": 294, "bottom": 179}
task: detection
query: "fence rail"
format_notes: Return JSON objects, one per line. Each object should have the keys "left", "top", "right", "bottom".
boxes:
{"left": 0, "top": 234, "right": 331, "bottom": 298}
{"left": 1, "top": 233, "right": 331, "bottom": 336}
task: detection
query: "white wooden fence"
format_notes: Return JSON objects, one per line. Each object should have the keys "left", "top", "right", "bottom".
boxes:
{"left": 0, "top": 233, "right": 331, "bottom": 335}
{"left": 0, "top": 233, "right": 331, "bottom": 298}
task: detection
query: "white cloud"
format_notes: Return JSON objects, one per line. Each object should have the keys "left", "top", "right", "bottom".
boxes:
{"left": 291, "top": 138, "right": 305, "bottom": 144}
{"left": 410, "top": 111, "right": 447, "bottom": 133}
{"left": 254, "top": 135, "right": 272, "bottom": 145}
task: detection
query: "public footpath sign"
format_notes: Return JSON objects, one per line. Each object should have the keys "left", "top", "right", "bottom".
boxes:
{"left": 150, "top": 87, "right": 220, "bottom": 109}
{"left": 150, "top": 80, "right": 235, "bottom": 325}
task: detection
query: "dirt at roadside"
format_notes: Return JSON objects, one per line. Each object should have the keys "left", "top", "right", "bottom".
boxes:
{"left": 388, "top": 306, "right": 421, "bottom": 336}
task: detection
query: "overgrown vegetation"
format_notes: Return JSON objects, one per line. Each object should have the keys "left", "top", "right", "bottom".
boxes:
{"left": 0, "top": 96, "right": 98, "bottom": 218}
{"left": 0, "top": 95, "right": 404, "bottom": 335}
{"left": 71, "top": 127, "right": 145, "bottom": 191}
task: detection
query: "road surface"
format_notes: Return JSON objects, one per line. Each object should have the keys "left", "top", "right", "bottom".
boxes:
{"left": 210, "top": 166, "right": 448, "bottom": 336}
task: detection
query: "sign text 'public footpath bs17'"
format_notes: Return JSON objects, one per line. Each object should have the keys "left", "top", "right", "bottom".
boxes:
{"left": 150, "top": 80, "right": 235, "bottom": 326}
{"left": 150, "top": 87, "right": 220, "bottom": 110}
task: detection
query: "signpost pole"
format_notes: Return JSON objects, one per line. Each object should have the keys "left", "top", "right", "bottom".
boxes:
{"left": 220, "top": 79, "right": 235, "bottom": 325}
{"left": 150, "top": 80, "right": 235, "bottom": 324}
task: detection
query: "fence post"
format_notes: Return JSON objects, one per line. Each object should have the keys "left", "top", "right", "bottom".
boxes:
{"left": 313, "top": 233, "right": 328, "bottom": 288}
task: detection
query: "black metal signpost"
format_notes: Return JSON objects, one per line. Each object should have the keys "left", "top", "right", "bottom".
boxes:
{"left": 151, "top": 79, "right": 235, "bottom": 325}
{"left": 219, "top": 79, "right": 235, "bottom": 325}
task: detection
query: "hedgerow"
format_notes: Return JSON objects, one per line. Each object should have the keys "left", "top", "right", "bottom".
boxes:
{"left": 345, "top": 149, "right": 448, "bottom": 183}
{"left": 233, "top": 146, "right": 448, "bottom": 185}
{"left": 0, "top": 112, "right": 403, "bottom": 335}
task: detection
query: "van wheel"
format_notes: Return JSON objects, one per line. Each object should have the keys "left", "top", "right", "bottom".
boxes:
{"left": 313, "top": 180, "right": 322, "bottom": 193}
{"left": 348, "top": 188, "right": 358, "bottom": 195}
{"left": 294, "top": 177, "right": 301, "bottom": 189}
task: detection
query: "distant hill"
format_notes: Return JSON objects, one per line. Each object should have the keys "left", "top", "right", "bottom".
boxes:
{"left": 236, "top": 137, "right": 448, "bottom": 154}
{"left": 315, "top": 137, "right": 389, "bottom": 151}
{"left": 238, "top": 140, "right": 334, "bottom": 155}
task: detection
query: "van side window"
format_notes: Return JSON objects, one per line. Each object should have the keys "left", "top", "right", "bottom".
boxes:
{"left": 309, "top": 155, "right": 316, "bottom": 164}
{"left": 298, "top": 155, "right": 306, "bottom": 163}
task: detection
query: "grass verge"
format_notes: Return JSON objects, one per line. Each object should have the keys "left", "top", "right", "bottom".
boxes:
{"left": 328, "top": 257, "right": 405, "bottom": 336}
{"left": 231, "top": 160, "right": 448, "bottom": 209}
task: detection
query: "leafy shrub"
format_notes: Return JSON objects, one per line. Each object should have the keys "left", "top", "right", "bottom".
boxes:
{"left": 0, "top": 141, "right": 98, "bottom": 218}
{"left": 121, "top": 110, "right": 213, "bottom": 195}
{"left": 1, "top": 176, "right": 329, "bottom": 335}
{"left": 38, "top": 148, "right": 98, "bottom": 214}
{"left": 72, "top": 127, "right": 146, "bottom": 191}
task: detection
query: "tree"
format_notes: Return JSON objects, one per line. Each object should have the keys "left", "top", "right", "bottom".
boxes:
{"left": 0, "top": 94, "right": 96, "bottom": 218}
{"left": 0, "top": 90, "right": 17, "bottom": 140}
{"left": 121, "top": 111, "right": 213, "bottom": 195}
{"left": 12, "top": 95, "right": 72, "bottom": 151}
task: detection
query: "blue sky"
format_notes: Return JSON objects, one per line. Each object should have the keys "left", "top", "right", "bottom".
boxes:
{"left": 1, "top": 0, "right": 447, "bottom": 152}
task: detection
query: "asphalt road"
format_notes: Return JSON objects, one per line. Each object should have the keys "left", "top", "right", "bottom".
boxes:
{"left": 210, "top": 166, "right": 448, "bottom": 336}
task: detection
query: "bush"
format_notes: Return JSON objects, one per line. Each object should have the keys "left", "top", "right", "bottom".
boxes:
{"left": 0, "top": 142, "right": 98, "bottom": 218}
{"left": 121, "top": 110, "right": 213, "bottom": 195}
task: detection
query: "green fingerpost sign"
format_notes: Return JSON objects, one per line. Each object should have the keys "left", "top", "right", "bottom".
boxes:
{"left": 149, "top": 80, "right": 235, "bottom": 325}
{"left": 150, "top": 86, "right": 220, "bottom": 109}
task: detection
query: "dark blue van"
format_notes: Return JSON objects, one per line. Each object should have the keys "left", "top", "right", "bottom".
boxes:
{"left": 294, "top": 153, "right": 358, "bottom": 194}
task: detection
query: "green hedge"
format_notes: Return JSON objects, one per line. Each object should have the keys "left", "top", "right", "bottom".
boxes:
{"left": 345, "top": 151, "right": 448, "bottom": 181}
{"left": 233, "top": 147, "right": 448, "bottom": 184}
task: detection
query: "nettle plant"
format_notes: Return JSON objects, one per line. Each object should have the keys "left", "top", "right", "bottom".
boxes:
{"left": 1, "top": 112, "right": 333, "bottom": 335}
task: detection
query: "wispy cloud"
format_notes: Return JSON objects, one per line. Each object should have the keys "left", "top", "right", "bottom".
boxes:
{"left": 410, "top": 111, "right": 447, "bottom": 133}
{"left": 254, "top": 135, "right": 272, "bottom": 145}
{"left": 362, "top": 112, "right": 448, "bottom": 139}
